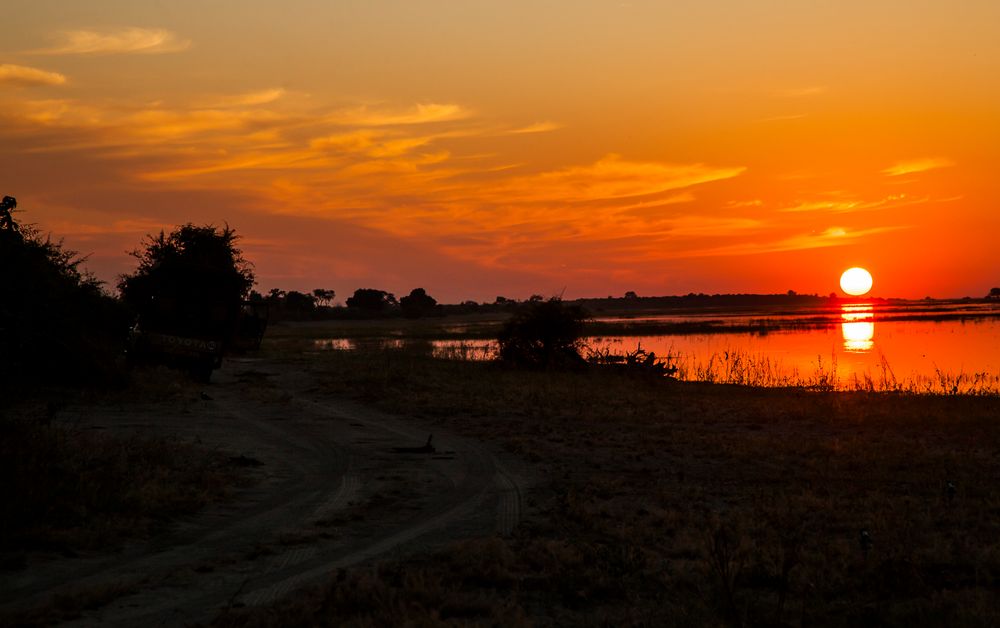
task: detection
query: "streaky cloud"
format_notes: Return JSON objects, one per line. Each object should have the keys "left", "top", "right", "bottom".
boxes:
{"left": 326, "top": 103, "right": 469, "bottom": 126}
{"left": 215, "top": 88, "right": 286, "bottom": 107}
{"left": 778, "top": 193, "right": 925, "bottom": 213}
{"left": 36, "top": 28, "right": 191, "bottom": 55}
{"left": 683, "top": 225, "right": 911, "bottom": 258}
{"left": 0, "top": 64, "right": 66, "bottom": 87}
{"left": 882, "top": 157, "right": 954, "bottom": 176}
{"left": 519, "top": 154, "right": 745, "bottom": 202}
{"left": 506, "top": 121, "right": 562, "bottom": 134}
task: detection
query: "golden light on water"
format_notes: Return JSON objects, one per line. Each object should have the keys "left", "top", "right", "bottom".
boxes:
{"left": 841, "top": 304, "right": 874, "bottom": 352}
{"left": 840, "top": 267, "right": 873, "bottom": 296}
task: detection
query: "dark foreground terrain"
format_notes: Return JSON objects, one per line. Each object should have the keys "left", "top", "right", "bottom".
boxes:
{"left": 3, "top": 343, "right": 1000, "bottom": 627}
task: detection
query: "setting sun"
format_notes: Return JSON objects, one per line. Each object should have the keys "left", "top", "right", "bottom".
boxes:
{"left": 840, "top": 267, "right": 873, "bottom": 296}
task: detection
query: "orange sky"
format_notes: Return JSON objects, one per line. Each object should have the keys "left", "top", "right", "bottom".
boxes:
{"left": 2, "top": 1, "right": 998, "bottom": 301}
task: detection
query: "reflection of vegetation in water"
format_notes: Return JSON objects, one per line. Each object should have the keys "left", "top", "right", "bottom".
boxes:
{"left": 304, "top": 336, "right": 1000, "bottom": 395}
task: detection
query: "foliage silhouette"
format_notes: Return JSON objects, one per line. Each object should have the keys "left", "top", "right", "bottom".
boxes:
{"left": 118, "top": 224, "right": 255, "bottom": 339}
{"left": 0, "top": 195, "right": 19, "bottom": 237}
{"left": 400, "top": 287, "right": 438, "bottom": 318}
{"left": 117, "top": 224, "right": 257, "bottom": 381}
{"left": 0, "top": 197, "right": 127, "bottom": 390}
{"left": 283, "top": 290, "right": 317, "bottom": 314}
{"left": 346, "top": 288, "right": 397, "bottom": 311}
{"left": 496, "top": 298, "right": 588, "bottom": 368}
{"left": 312, "top": 288, "right": 335, "bottom": 307}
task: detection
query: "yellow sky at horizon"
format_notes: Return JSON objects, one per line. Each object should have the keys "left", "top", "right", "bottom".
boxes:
{"left": 2, "top": 0, "right": 998, "bottom": 301}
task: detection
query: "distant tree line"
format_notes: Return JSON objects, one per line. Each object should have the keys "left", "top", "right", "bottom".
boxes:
{"left": 251, "top": 284, "right": 985, "bottom": 323}
{"left": 249, "top": 287, "right": 593, "bottom": 321}
{"left": 250, "top": 287, "right": 444, "bottom": 321}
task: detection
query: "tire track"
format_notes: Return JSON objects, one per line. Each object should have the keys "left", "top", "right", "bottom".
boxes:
{"left": 1, "top": 359, "right": 530, "bottom": 627}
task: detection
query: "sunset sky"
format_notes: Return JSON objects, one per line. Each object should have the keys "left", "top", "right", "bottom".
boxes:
{"left": 3, "top": 0, "right": 998, "bottom": 301}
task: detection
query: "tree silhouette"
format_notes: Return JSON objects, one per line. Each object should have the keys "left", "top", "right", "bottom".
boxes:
{"left": 988, "top": 287, "right": 1000, "bottom": 300}
{"left": 283, "top": 290, "right": 317, "bottom": 314}
{"left": 312, "top": 288, "right": 335, "bottom": 307}
{"left": 1, "top": 197, "right": 127, "bottom": 387}
{"left": 497, "top": 298, "right": 588, "bottom": 368}
{"left": 118, "top": 224, "right": 255, "bottom": 338}
{"left": 346, "top": 288, "right": 396, "bottom": 311}
{"left": 400, "top": 288, "right": 438, "bottom": 318}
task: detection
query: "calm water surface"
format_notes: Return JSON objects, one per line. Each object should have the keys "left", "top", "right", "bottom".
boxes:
{"left": 313, "top": 303, "right": 1000, "bottom": 390}
{"left": 593, "top": 313, "right": 1000, "bottom": 385}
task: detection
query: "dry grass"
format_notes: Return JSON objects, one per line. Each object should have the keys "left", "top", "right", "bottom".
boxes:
{"left": 667, "top": 348, "right": 1000, "bottom": 395}
{"left": 225, "top": 344, "right": 1000, "bottom": 627}
{"left": 0, "top": 405, "right": 241, "bottom": 565}
{"left": 0, "top": 581, "right": 140, "bottom": 627}
{"left": 217, "top": 539, "right": 530, "bottom": 627}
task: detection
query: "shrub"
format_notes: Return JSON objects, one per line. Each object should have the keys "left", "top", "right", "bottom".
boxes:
{"left": 399, "top": 288, "right": 438, "bottom": 319}
{"left": 118, "top": 224, "right": 255, "bottom": 338}
{"left": 0, "top": 204, "right": 128, "bottom": 391}
{"left": 496, "top": 298, "right": 588, "bottom": 368}
{"left": 345, "top": 288, "right": 397, "bottom": 312}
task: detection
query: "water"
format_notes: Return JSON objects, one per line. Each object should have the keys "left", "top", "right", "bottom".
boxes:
{"left": 312, "top": 302, "right": 1000, "bottom": 391}
{"left": 590, "top": 312, "right": 1000, "bottom": 389}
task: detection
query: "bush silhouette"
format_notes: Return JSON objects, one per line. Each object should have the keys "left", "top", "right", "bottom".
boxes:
{"left": 0, "top": 199, "right": 128, "bottom": 389}
{"left": 346, "top": 288, "right": 396, "bottom": 312}
{"left": 497, "top": 298, "right": 588, "bottom": 368}
{"left": 400, "top": 288, "right": 438, "bottom": 318}
{"left": 118, "top": 224, "right": 255, "bottom": 339}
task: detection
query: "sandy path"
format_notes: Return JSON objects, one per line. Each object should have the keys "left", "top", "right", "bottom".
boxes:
{"left": 0, "top": 357, "right": 528, "bottom": 626}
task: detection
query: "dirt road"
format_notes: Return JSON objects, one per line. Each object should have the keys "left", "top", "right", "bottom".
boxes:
{"left": 0, "top": 357, "right": 528, "bottom": 626}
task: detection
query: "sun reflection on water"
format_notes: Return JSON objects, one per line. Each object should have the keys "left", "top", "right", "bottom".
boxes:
{"left": 841, "top": 304, "right": 874, "bottom": 352}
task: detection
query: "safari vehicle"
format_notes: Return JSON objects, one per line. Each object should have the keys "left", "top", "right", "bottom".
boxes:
{"left": 127, "top": 299, "right": 268, "bottom": 382}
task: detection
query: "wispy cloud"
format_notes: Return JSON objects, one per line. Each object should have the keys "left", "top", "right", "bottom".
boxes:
{"left": 37, "top": 28, "right": 191, "bottom": 55}
{"left": 326, "top": 103, "right": 469, "bottom": 126}
{"left": 684, "top": 225, "right": 910, "bottom": 258}
{"left": 726, "top": 199, "right": 764, "bottom": 208}
{"left": 0, "top": 87, "right": 805, "bottom": 280}
{"left": 506, "top": 121, "right": 562, "bottom": 134}
{"left": 779, "top": 193, "right": 923, "bottom": 213}
{"left": 0, "top": 64, "right": 66, "bottom": 87}
{"left": 882, "top": 157, "right": 954, "bottom": 177}
{"left": 615, "top": 193, "right": 697, "bottom": 217}
{"left": 214, "top": 88, "right": 286, "bottom": 108}
{"left": 309, "top": 128, "right": 469, "bottom": 158}
{"left": 512, "top": 154, "right": 745, "bottom": 203}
